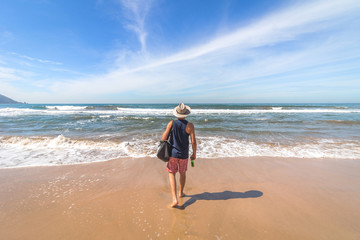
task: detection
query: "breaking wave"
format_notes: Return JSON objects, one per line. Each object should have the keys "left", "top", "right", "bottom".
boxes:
{"left": 1, "top": 135, "right": 359, "bottom": 168}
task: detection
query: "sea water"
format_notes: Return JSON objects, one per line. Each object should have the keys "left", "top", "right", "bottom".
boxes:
{"left": 0, "top": 103, "right": 360, "bottom": 168}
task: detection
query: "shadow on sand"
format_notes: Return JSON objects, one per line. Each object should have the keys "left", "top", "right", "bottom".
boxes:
{"left": 177, "top": 190, "right": 263, "bottom": 209}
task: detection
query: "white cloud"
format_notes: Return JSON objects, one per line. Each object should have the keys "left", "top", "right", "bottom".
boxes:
{"left": 131, "top": 0, "right": 359, "bottom": 70}
{"left": 0, "top": 66, "right": 21, "bottom": 81}
{"left": 0, "top": 65, "right": 36, "bottom": 82}
{"left": 119, "top": 0, "right": 153, "bottom": 53}
{"left": 8, "top": 51, "right": 62, "bottom": 65}
{"left": 3, "top": 0, "right": 360, "bottom": 103}
{"left": 65, "top": 0, "right": 358, "bottom": 94}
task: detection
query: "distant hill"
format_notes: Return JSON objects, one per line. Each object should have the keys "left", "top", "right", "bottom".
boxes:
{"left": 0, "top": 94, "right": 21, "bottom": 104}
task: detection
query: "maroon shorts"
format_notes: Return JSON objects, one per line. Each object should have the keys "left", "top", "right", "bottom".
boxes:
{"left": 166, "top": 157, "right": 188, "bottom": 174}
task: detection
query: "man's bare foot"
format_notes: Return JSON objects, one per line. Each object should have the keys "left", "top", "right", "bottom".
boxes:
{"left": 178, "top": 192, "right": 186, "bottom": 198}
{"left": 171, "top": 199, "right": 178, "bottom": 208}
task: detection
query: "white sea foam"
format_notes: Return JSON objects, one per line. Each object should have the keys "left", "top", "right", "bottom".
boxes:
{"left": 0, "top": 135, "right": 359, "bottom": 168}
{"left": 1, "top": 106, "right": 360, "bottom": 117}
{"left": 192, "top": 109, "right": 360, "bottom": 114}
{"left": 117, "top": 107, "right": 360, "bottom": 115}
{"left": 46, "top": 106, "right": 87, "bottom": 111}
{"left": 117, "top": 107, "right": 171, "bottom": 114}
{"left": 0, "top": 135, "right": 126, "bottom": 168}
{"left": 0, "top": 107, "right": 43, "bottom": 116}
{"left": 196, "top": 136, "right": 360, "bottom": 159}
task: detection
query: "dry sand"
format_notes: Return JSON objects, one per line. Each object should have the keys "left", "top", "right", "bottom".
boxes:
{"left": 0, "top": 157, "right": 360, "bottom": 240}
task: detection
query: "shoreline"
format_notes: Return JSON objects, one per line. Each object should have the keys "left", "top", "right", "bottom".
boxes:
{"left": 0, "top": 155, "right": 354, "bottom": 170}
{"left": 1, "top": 157, "right": 360, "bottom": 239}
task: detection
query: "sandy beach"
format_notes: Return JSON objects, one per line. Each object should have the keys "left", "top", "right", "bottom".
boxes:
{"left": 1, "top": 157, "right": 360, "bottom": 240}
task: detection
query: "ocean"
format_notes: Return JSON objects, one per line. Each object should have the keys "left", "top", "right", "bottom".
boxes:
{"left": 1, "top": 103, "right": 360, "bottom": 168}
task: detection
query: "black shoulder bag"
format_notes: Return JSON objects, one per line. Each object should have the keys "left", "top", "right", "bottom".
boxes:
{"left": 156, "top": 122, "right": 173, "bottom": 162}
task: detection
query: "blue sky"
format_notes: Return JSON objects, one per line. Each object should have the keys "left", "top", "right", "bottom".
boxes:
{"left": 0, "top": 0, "right": 359, "bottom": 103}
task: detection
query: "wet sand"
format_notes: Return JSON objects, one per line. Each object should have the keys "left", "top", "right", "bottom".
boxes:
{"left": 1, "top": 157, "right": 360, "bottom": 240}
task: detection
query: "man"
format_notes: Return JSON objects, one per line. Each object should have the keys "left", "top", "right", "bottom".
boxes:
{"left": 162, "top": 103, "right": 197, "bottom": 208}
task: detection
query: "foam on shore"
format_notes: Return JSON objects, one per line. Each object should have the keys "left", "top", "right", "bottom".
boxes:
{"left": 1, "top": 135, "right": 359, "bottom": 168}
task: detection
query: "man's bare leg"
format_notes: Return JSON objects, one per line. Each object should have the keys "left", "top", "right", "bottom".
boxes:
{"left": 168, "top": 173, "right": 178, "bottom": 207}
{"left": 179, "top": 172, "right": 186, "bottom": 198}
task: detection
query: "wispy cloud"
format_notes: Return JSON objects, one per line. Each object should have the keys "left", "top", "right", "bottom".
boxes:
{"left": 62, "top": 0, "right": 359, "bottom": 97}
{"left": 125, "top": 0, "right": 359, "bottom": 71}
{"left": 0, "top": 66, "right": 22, "bottom": 81}
{"left": 8, "top": 51, "right": 62, "bottom": 65}
{"left": 0, "top": 50, "right": 82, "bottom": 101}
{"left": 119, "top": 0, "right": 153, "bottom": 53}
{"left": 2, "top": 0, "right": 360, "bottom": 103}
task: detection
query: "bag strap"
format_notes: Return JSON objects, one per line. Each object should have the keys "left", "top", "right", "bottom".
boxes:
{"left": 167, "top": 120, "right": 173, "bottom": 141}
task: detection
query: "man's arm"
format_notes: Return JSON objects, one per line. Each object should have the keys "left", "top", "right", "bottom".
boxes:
{"left": 161, "top": 121, "right": 173, "bottom": 141}
{"left": 186, "top": 122, "right": 197, "bottom": 160}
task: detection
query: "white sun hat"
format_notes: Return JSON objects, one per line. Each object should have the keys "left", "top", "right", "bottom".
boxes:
{"left": 173, "top": 103, "right": 191, "bottom": 118}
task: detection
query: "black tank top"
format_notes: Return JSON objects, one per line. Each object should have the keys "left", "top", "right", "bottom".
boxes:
{"left": 171, "top": 120, "right": 189, "bottom": 159}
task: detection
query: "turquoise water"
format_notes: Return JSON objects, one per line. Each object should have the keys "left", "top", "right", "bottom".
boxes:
{"left": 1, "top": 103, "right": 360, "bottom": 168}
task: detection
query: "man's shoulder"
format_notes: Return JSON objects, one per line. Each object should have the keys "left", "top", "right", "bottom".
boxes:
{"left": 186, "top": 121, "right": 195, "bottom": 129}
{"left": 168, "top": 120, "right": 174, "bottom": 127}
